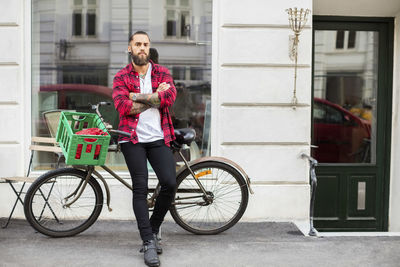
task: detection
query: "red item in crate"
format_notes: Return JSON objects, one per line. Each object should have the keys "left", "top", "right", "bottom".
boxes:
{"left": 75, "top": 128, "right": 109, "bottom": 160}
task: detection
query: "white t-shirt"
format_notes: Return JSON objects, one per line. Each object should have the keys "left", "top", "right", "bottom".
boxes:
{"left": 135, "top": 64, "right": 164, "bottom": 143}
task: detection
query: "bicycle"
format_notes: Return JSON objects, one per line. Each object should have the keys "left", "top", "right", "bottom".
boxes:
{"left": 24, "top": 102, "right": 253, "bottom": 238}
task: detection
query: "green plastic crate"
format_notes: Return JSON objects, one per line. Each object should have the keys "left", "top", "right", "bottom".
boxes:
{"left": 56, "top": 111, "right": 110, "bottom": 166}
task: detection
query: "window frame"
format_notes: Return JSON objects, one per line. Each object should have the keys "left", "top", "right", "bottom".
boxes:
{"left": 335, "top": 30, "right": 357, "bottom": 50}
{"left": 164, "top": 0, "right": 192, "bottom": 40}
{"left": 71, "top": 0, "right": 98, "bottom": 39}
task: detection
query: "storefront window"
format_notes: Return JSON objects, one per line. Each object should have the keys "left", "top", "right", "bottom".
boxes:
{"left": 32, "top": 0, "right": 212, "bottom": 171}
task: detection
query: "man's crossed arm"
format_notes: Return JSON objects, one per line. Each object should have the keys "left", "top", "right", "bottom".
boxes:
{"left": 128, "top": 82, "right": 170, "bottom": 115}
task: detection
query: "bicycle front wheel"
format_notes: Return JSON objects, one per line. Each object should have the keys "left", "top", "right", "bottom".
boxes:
{"left": 170, "top": 161, "right": 249, "bottom": 235}
{"left": 24, "top": 168, "right": 103, "bottom": 237}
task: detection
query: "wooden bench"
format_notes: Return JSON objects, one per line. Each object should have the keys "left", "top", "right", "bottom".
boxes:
{"left": 1, "top": 136, "right": 62, "bottom": 228}
{"left": 0, "top": 177, "right": 36, "bottom": 183}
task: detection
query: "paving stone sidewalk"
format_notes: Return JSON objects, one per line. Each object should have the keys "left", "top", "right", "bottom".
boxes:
{"left": 1, "top": 219, "right": 400, "bottom": 267}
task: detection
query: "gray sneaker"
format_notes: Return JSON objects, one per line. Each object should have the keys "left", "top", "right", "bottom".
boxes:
{"left": 140, "top": 239, "right": 160, "bottom": 267}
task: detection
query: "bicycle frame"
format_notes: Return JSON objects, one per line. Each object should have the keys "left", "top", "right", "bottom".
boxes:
{"left": 63, "top": 102, "right": 253, "bottom": 212}
{"left": 64, "top": 149, "right": 254, "bottom": 212}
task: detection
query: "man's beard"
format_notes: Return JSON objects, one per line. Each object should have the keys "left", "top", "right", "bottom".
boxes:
{"left": 131, "top": 53, "right": 150, "bottom": 66}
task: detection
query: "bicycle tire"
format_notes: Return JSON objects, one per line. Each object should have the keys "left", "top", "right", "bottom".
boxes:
{"left": 170, "top": 161, "right": 249, "bottom": 235}
{"left": 24, "top": 168, "right": 103, "bottom": 237}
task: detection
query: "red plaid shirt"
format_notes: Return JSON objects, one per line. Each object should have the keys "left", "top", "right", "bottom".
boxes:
{"left": 112, "top": 61, "right": 176, "bottom": 145}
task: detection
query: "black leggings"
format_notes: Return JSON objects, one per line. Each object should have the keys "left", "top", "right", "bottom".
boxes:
{"left": 121, "top": 140, "right": 176, "bottom": 242}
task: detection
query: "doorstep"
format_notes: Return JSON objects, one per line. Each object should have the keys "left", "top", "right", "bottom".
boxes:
{"left": 294, "top": 220, "right": 400, "bottom": 237}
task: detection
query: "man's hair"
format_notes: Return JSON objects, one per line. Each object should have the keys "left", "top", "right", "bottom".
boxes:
{"left": 149, "top": 48, "right": 159, "bottom": 64}
{"left": 129, "top": 31, "right": 150, "bottom": 43}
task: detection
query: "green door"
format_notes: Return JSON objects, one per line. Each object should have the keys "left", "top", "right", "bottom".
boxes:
{"left": 312, "top": 17, "right": 394, "bottom": 231}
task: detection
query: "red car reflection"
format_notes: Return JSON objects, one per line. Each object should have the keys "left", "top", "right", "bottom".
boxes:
{"left": 38, "top": 84, "right": 116, "bottom": 136}
{"left": 312, "top": 98, "right": 371, "bottom": 163}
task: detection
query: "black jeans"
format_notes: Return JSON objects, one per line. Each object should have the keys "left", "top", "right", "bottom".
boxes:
{"left": 121, "top": 140, "right": 176, "bottom": 242}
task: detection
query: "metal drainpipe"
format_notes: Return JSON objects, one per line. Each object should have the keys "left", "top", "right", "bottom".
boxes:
{"left": 301, "top": 153, "right": 318, "bottom": 236}
{"left": 128, "top": 0, "right": 132, "bottom": 62}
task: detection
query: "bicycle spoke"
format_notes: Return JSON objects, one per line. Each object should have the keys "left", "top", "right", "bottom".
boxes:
{"left": 174, "top": 204, "right": 199, "bottom": 210}
{"left": 171, "top": 162, "right": 249, "bottom": 234}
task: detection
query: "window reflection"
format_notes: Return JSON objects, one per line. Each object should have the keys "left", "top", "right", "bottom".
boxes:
{"left": 336, "top": 30, "right": 345, "bottom": 49}
{"left": 313, "top": 30, "right": 377, "bottom": 163}
{"left": 165, "top": 0, "right": 191, "bottom": 38}
{"left": 313, "top": 98, "right": 371, "bottom": 163}
{"left": 32, "top": 0, "right": 212, "bottom": 170}
{"left": 335, "top": 30, "right": 357, "bottom": 50}
{"left": 72, "top": 0, "right": 97, "bottom": 37}
{"left": 348, "top": 31, "right": 356, "bottom": 48}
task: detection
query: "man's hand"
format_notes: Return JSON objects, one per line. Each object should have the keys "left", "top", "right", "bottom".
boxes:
{"left": 157, "top": 82, "right": 170, "bottom": 92}
{"left": 129, "top": 92, "right": 136, "bottom": 101}
{"left": 128, "top": 82, "right": 170, "bottom": 108}
{"left": 129, "top": 82, "right": 169, "bottom": 101}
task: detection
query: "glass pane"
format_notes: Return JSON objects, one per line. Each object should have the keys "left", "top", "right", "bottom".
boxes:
{"left": 73, "top": 12, "right": 82, "bottom": 36}
{"left": 348, "top": 31, "right": 356, "bottom": 48}
{"left": 336, "top": 30, "right": 344, "bottom": 49}
{"left": 167, "top": 10, "right": 176, "bottom": 36}
{"left": 313, "top": 30, "right": 378, "bottom": 164}
{"left": 32, "top": 0, "right": 212, "bottom": 170}
{"left": 167, "top": 21, "right": 176, "bottom": 36}
{"left": 181, "top": 11, "right": 189, "bottom": 36}
{"left": 167, "top": 0, "right": 175, "bottom": 5}
{"left": 167, "top": 10, "right": 175, "bottom": 19}
{"left": 190, "top": 67, "right": 203, "bottom": 80}
{"left": 181, "top": 0, "right": 189, "bottom": 6}
{"left": 172, "top": 66, "right": 186, "bottom": 80}
{"left": 86, "top": 12, "right": 96, "bottom": 36}
{"left": 172, "top": 82, "right": 192, "bottom": 128}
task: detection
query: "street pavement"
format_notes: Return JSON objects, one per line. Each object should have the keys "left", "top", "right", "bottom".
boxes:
{"left": 1, "top": 218, "right": 400, "bottom": 267}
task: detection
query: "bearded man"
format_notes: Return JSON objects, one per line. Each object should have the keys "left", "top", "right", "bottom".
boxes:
{"left": 112, "top": 31, "right": 177, "bottom": 267}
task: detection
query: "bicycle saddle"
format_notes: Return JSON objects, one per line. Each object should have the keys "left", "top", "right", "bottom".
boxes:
{"left": 174, "top": 128, "right": 196, "bottom": 145}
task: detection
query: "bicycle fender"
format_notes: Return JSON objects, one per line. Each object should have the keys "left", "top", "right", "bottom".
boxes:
{"left": 177, "top": 156, "right": 254, "bottom": 194}
{"left": 73, "top": 166, "right": 113, "bottom": 212}
{"left": 91, "top": 169, "right": 113, "bottom": 212}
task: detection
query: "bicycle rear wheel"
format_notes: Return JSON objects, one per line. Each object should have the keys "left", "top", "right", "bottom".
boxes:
{"left": 170, "top": 161, "right": 249, "bottom": 234}
{"left": 24, "top": 168, "right": 103, "bottom": 237}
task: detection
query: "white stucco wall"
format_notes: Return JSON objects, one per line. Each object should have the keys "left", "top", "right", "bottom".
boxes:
{"left": 0, "top": 0, "right": 31, "bottom": 217}
{"left": 211, "top": 0, "right": 312, "bottom": 221}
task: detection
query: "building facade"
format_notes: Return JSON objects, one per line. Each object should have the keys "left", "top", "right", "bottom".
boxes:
{"left": 1, "top": 0, "right": 400, "bottom": 232}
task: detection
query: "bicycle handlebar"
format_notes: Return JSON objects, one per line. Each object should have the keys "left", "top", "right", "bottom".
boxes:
{"left": 109, "top": 129, "right": 131, "bottom": 137}
{"left": 99, "top": 101, "right": 112, "bottom": 106}
{"left": 89, "top": 102, "right": 131, "bottom": 138}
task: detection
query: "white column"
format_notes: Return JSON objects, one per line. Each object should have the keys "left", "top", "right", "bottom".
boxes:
{"left": 389, "top": 13, "right": 400, "bottom": 231}
{"left": 0, "top": 0, "right": 30, "bottom": 218}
